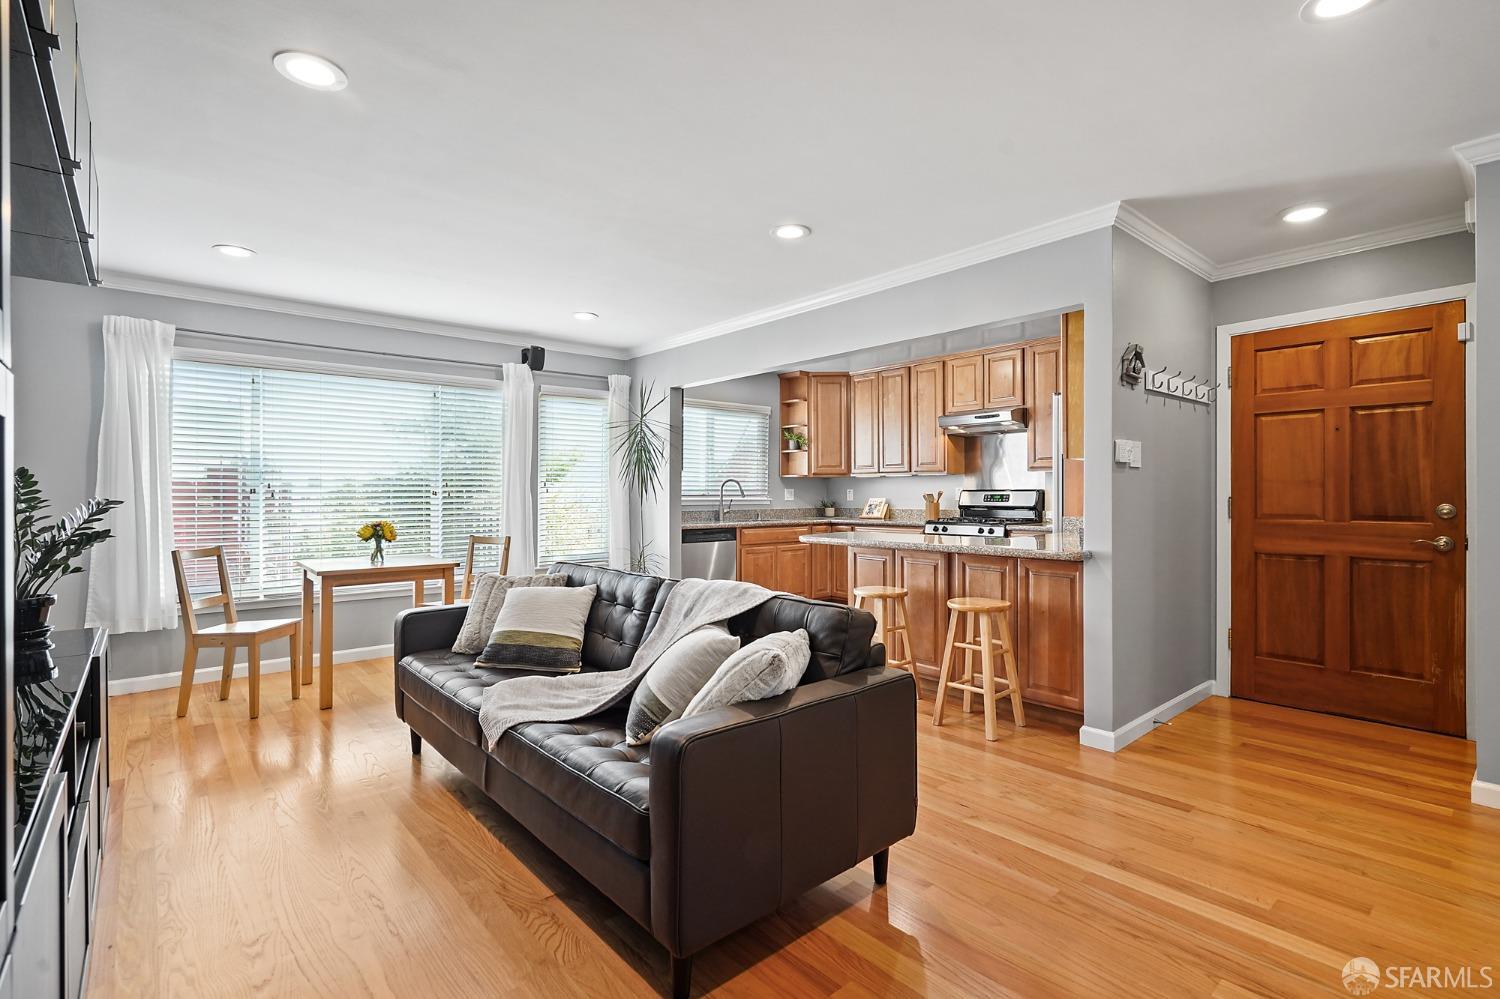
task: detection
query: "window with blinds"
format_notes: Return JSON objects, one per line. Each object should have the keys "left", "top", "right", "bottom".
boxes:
{"left": 537, "top": 390, "right": 611, "bottom": 565}
{"left": 681, "top": 401, "right": 771, "bottom": 504}
{"left": 171, "top": 357, "right": 504, "bottom": 598}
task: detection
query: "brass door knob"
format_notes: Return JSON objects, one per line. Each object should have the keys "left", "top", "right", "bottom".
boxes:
{"left": 1436, "top": 503, "right": 1458, "bottom": 520}
{"left": 1413, "top": 536, "right": 1456, "bottom": 553}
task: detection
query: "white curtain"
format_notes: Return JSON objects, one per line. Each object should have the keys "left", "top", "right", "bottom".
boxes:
{"left": 607, "top": 374, "right": 632, "bottom": 570}
{"left": 501, "top": 363, "right": 537, "bottom": 574}
{"left": 86, "top": 316, "right": 178, "bottom": 633}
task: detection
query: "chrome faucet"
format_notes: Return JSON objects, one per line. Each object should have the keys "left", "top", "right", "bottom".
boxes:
{"left": 718, "top": 478, "right": 746, "bottom": 521}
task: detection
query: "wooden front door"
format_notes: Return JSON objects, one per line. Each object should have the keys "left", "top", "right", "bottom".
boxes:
{"left": 1230, "top": 301, "right": 1466, "bottom": 735}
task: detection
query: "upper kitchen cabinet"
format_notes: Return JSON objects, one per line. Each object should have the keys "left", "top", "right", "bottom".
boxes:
{"left": 876, "top": 367, "right": 911, "bottom": 474}
{"left": 779, "top": 371, "right": 850, "bottom": 478}
{"left": 12, "top": 0, "right": 100, "bottom": 285}
{"left": 982, "top": 346, "right": 1024, "bottom": 409}
{"left": 943, "top": 352, "right": 984, "bottom": 415}
{"left": 1024, "top": 339, "right": 1062, "bottom": 470}
{"left": 910, "top": 359, "right": 972, "bottom": 475}
{"left": 850, "top": 371, "right": 878, "bottom": 475}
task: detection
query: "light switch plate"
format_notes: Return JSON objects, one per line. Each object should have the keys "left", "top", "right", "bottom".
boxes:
{"left": 1130, "top": 441, "right": 1143, "bottom": 468}
{"left": 1114, "top": 438, "right": 1143, "bottom": 467}
{"left": 783, "top": 488, "right": 795, "bottom": 501}
{"left": 845, "top": 489, "right": 855, "bottom": 501}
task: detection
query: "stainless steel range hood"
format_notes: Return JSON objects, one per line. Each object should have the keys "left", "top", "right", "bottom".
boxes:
{"left": 938, "top": 408, "right": 1028, "bottom": 436}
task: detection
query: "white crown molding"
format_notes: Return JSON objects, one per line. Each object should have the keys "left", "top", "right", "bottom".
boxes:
{"left": 98, "top": 270, "right": 631, "bottom": 360}
{"left": 1210, "top": 213, "right": 1470, "bottom": 282}
{"left": 1113, "top": 204, "right": 1217, "bottom": 280}
{"left": 1454, "top": 132, "right": 1500, "bottom": 198}
{"left": 630, "top": 202, "right": 1124, "bottom": 358}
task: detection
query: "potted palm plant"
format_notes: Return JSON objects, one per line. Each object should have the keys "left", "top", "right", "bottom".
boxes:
{"left": 14, "top": 467, "right": 122, "bottom": 683}
{"left": 611, "top": 381, "right": 669, "bottom": 573}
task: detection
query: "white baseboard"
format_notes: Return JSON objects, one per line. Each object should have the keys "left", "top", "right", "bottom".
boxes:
{"left": 107, "top": 643, "right": 394, "bottom": 696}
{"left": 1473, "top": 777, "right": 1500, "bottom": 811}
{"left": 1078, "top": 680, "right": 1217, "bottom": 753}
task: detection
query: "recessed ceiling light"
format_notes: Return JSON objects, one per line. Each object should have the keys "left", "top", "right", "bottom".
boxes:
{"left": 272, "top": 51, "right": 348, "bottom": 91}
{"left": 573, "top": 311, "right": 599, "bottom": 321}
{"left": 212, "top": 243, "right": 257, "bottom": 258}
{"left": 1300, "top": 0, "right": 1380, "bottom": 21}
{"left": 1281, "top": 204, "right": 1329, "bottom": 224}
{"left": 772, "top": 223, "right": 812, "bottom": 240}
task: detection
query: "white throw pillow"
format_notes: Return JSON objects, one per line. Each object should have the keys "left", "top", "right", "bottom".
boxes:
{"left": 625, "top": 625, "right": 742, "bottom": 745}
{"left": 453, "top": 573, "right": 568, "bottom": 655}
{"left": 681, "top": 629, "right": 811, "bottom": 720}
{"left": 475, "top": 584, "right": 597, "bottom": 673}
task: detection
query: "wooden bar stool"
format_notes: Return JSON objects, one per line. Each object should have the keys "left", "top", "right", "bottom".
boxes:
{"left": 853, "top": 585, "right": 920, "bottom": 696}
{"left": 932, "top": 596, "right": 1025, "bottom": 740}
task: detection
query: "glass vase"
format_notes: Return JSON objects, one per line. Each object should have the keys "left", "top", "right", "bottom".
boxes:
{"left": 370, "top": 537, "right": 385, "bottom": 565}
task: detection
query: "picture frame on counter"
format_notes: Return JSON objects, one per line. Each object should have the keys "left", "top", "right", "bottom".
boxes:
{"left": 859, "top": 497, "right": 890, "bottom": 520}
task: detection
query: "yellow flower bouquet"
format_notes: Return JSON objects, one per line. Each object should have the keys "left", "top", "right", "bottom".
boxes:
{"left": 358, "top": 519, "right": 397, "bottom": 564}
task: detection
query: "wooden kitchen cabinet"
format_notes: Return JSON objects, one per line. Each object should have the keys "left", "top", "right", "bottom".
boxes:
{"left": 850, "top": 372, "right": 879, "bottom": 475}
{"left": 828, "top": 527, "right": 852, "bottom": 600}
{"left": 847, "top": 547, "right": 895, "bottom": 599}
{"left": 1017, "top": 558, "right": 1083, "bottom": 711}
{"left": 1025, "top": 339, "right": 1062, "bottom": 470}
{"left": 910, "top": 359, "right": 972, "bottom": 475}
{"left": 774, "top": 543, "right": 812, "bottom": 596}
{"left": 779, "top": 371, "right": 850, "bottom": 478}
{"left": 983, "top": 346, "right": 1025, "bottom": 409}
{"left": 739, "top": 544, "right": 777, "bottom": 590}
{"left": 738, "top": 525, "right": 829, "bottom": 597}
{"left": 877, "top": 367, "right": 911, "bottom": 474}
{"left": 943, "top": 352, "right": 985, "bottom": 415}
{"left": 895, "top": 549, "right": 950, "bottom": 678}
{"left": 949, "top": 553, "right": 1020, "bottom": 656}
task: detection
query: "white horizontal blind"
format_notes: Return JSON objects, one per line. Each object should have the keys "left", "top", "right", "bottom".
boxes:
{"left": 170, "top": 358, "right": 503, "bottom": 598}
{"left": 681, "top": 402, "right": 771, "bottom": 503}
{"left": 537, "top": 390, "right": 611, "bottom": 565}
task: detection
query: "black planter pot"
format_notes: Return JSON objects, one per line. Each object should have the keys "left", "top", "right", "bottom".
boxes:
{"left": 15, "top": 593, "right": 58, "bottom": 685}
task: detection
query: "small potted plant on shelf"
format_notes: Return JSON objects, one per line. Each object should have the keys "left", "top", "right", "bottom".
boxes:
{"left": 13, "top": 467, "right": 123, "bottom": 684}
{"left": 782, "top": 428, "right": 808, "bottom": 452}
{"left": 818, "top": 497, "right": 838, "bottom": 517}
{"left": 358, "top": 519, "right": 397, "bottom": 565}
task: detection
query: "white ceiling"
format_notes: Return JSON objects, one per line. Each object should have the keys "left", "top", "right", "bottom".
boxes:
{"left": 81, "top": 0, "right": 1498, "bottom": 354}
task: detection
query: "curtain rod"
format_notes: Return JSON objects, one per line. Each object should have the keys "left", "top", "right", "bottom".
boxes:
{"left": 174, "top": 326, "right": 610, "bottom": 381}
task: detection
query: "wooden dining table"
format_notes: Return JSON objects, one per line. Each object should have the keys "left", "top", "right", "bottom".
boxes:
{"left": 296, "top": 555, "right": 461, "bottom": 709}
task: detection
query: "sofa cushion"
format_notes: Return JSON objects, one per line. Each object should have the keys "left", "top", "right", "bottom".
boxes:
{"left": 493, "top": 711, "right": 652, "bottom": 861}
{"left": 398, "top": 650, "right": 552, "bottom": 743}
{"left": 477, "top": 584, "right": 597, "bottom": 672}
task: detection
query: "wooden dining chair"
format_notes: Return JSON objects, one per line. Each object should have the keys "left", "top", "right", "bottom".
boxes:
{"left": 462, "top": 534, "right": 512, "bottom": 599}
{"left": 171, "top": 546, "right": 302, "bottom": 719}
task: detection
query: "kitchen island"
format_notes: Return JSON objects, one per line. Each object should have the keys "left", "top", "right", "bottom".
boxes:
{"left": 801, "top": 529, "right": 1086, "bottom": 714}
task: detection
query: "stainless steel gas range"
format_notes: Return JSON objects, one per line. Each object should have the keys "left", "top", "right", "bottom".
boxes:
{"left": 922, "top": 488, "right": 1045, "bottom": 537}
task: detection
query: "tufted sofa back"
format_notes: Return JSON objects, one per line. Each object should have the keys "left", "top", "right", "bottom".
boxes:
{"left": 547, "top": 563, "right": 877, "bottom": 682}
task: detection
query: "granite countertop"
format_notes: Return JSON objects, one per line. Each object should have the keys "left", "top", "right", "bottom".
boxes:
{"left": 683, "top": 516, "right": 927, "bottom": 530}
{"left": 799, "top": 529, "right": 1088, "bottom": 562}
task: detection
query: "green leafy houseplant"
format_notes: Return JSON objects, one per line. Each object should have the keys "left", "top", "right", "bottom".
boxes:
{"left": 610, "top": 381, "right": 669, "bottom": 574}
{"left": 817, "top": 496, "right": 838, "bottom": 517}
{"left": 782, "top": 428, "right": 808, "bottom": 450}
{"left": 13, "top": 467, "right": 123, "bottom": 679}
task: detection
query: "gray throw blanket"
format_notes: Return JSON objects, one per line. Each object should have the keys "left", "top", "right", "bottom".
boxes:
{"left": 478, "top": 577, "right": 773, "bottom": 750}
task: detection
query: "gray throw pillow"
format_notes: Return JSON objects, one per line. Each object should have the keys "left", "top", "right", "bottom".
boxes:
{"left": 681, "top": 629, "right": 811, "bottom": 720}
{"left": 453, "top": 573, "right": 568, "bottom": 655}
{"left": 625, "top": 625, "right": 742, "bottom": 745}
{"left": 476, "top": 584, "right": 597, "bottom": 673}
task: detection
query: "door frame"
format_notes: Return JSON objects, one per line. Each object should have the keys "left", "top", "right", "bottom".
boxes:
{"left": 1214, "top": 283, "right": 1478, "bottom": 720}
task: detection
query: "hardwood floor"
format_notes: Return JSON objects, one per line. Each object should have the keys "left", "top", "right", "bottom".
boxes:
{"left": 90, "top": 659, "right": 1500, "bottom": 997}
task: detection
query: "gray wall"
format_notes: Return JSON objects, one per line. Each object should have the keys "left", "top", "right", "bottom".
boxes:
{"left": 682, "top": 374, "right": 805, "bottom": 509}
{"left": 1109, "top": 231, "right": 1216, "bottom": 724}
{"left": 11, "top": 277, "right": 625, "bottom": 682}
{"left": 1212, "top": 232, "right": 1475, "bottom": 326}
{"left": 1474, "top": 164, "right": 1499, "bottom": 787}
{"left": 632, "top": 227, "right": 1125, "bottom": 730}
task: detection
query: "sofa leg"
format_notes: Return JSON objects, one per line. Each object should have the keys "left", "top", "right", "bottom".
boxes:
{"left": 410, "top": 729, "right": 422, "bottom": 756}
{"left": 873, "top": 848, "right": 889, "bottom": 886}
{"left": 670, "top": 955, "right": 692, "bottom": 999}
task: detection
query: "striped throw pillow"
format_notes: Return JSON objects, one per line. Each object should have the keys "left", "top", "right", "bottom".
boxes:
{"left": 476, "top": 584, "right": 597, "bottom": 673}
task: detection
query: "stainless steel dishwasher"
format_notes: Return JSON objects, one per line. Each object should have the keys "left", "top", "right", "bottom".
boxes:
{"left": 680, "top": 527, "right": 738, "bottom": 580}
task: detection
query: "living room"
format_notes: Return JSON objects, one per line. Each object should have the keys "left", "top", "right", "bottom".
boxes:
{"left": 2, "top": 1, "right": 1499, "bottom": 997}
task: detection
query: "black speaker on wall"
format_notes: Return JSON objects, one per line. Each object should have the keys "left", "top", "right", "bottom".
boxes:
{"left": 521, "top": 345, "right": 546, "bottom": 371}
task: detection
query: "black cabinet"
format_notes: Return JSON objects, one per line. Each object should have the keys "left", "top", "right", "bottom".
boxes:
{"left": 7, "top": 630, "right": 110, "bottom": 999}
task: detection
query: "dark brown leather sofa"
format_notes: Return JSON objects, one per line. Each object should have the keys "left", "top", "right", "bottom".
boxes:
{"left": 394, "top": 563, "right": 918, "bottom": 998}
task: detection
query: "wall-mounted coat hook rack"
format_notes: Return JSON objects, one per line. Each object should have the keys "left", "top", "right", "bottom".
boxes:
{"left": 1144, "top": 365, "right": 1216, "bottom": 408}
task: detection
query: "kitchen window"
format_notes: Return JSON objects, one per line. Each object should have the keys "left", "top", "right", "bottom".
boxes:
{"left": 170, "top": 355, "right": 504, "bottom": 598}
{"left": 537, "top": 388, "right": 612, "bottom": 565}
{"left": 681, "top": 400, "right": 771, "bottom": 505}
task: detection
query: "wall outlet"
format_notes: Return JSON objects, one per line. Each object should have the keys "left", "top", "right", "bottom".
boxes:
{"left": 783, "top": 488, "right": 795, "bottom": 502}
{"left": 845, "top": 489, "right": 855, "bottom": 501}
